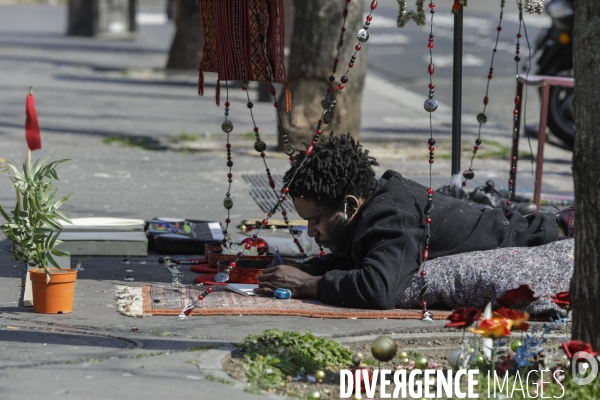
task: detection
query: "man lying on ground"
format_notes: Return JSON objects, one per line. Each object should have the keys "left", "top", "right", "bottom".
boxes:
{"left": 255, "top": 134, "right": 566, "bottom": 310}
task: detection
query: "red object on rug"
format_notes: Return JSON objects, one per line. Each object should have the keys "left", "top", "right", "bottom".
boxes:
{"left": 194, "top": 274, "right": 229, "bottom": 286}
{"left": 197, "top": 0, "right": 291, "bottom": 110}
{"left": 25, "top": 93, "right": 41, "bottom": 151}
{"left": 190, "top": 265, "right": 218, "bottom": 274}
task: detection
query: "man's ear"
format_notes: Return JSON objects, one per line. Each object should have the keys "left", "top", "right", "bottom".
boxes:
{"left": 345, "top": 195, "right": 361, "bottom": 220}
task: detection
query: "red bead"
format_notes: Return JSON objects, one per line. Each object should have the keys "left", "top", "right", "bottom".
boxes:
{"left": 230, "top": 261, "right": 236, "bottom": 268}
{"left": 338, "top": 84, "right": 344, "bottom": 90}
{"left": 420, "top": 300, "right": 427, "bottom": 307}
{"left": 510, "top": 168, "right": 516, "bottom": 174}
{"left": 226, "top": 143, "right": 231, "bottom": 149}
{"left": 425, "top": 218, "right": 432, "bottom": 225}
{"left": 509, "top": 179, "right": 514, "bottom": 185}
{"left": 427, "top": 188, "right": 434, "bottom": 195}
{"left": 289, "top": 156, "right": 294, "bottom": 162}
{"left": 206, "top": 287, "right": 212, "bottom": 293}
{"left": 428, "top": 63, "right": 434, "bottom": 75}
{"left": 366, "top": 15, "right": 372, "bottom": 21}
{"left": 306, "top": 145, "right": 314, "bottom": 156}
{"left": 428, "top": 83, "right": 434, "bottom": 90}
{"left": 283, "top": 187, "right": 290, "bottom": 194}
{"left": 318, "top": 119, "right": 323, "bottom": 125}
{"left": 428, "top": 138, "right": 435, "bottom": 146}
{"left": 348, "top": 62, "right": 354, "bottom": 68}
{"left": 517, "top": 33, "right": 522, "bottom": 38}
{"left": 420, "top": 269, "right": 427, "bottom": 277}
{"left": 371, "top": 0, "right": 377, "bottom": 10}
{"left": 197, "top": 295, "right": 204, "bottom": 300}
{"left": 225, "top": 101, "right": 231, "bottom": 108}
{"left": 245, "top": 244, "right": 251, "bottom": 250}
{"left": 355, "top": 45, "right": 361, "bottom": 51}
{"left": 225, "top": 218, "right": 231, "bottom": 224}
{"left": 488, "top": 74, "right": 493, "bottom": 80}
{"left": 483, "top": 96, "right": 489, "bottom": 105}
{"left": 512, "top": 156, "right": 517, "bottom": 162}
{"left": 311, "top": 141, "right": 317, "bottom": 147}
{"left": 343, "top": 8, "right": 348, "bottom": 17}
{"left": 320, "top": 251, "right": 326, "bottom": 256}
{"left": 428, "top": 43, "right": 434, "bottom": 49}
{"left": 513, "top": 109, "right": 519, "bottom": 116}
{"left": 422, "top": 308, "right": 428, "bottom": 313}
{"left": 269, "top": 179, "right": 275, "bottom": 189}
{"left": 473, "top": 146, "right": 479, "bottom": 151}
{"left": 497, "top": 26, "right": 502, "bottom": 31}
{"left": 429, "top": 159, "right": 434, "bottom": 164}
{"left": 227, "top": 173, "right": 232, "bottom": 178}
{"left": 428, "top": 37, "right": 434, "bottom": 43}
{"left": 281, "top": 195, "right": 287, "bottom": 201}
{"left": 429, "top": 2, "right": 435, "bottom": 9}
{"left": 327, "top": 88, "right": 332, "bottom": 93}
{"left": 516, "top": 50, "right": 520, "bottom": 55}
{"left": 341, "top": 76, "right": 348, "bottom": 83}
{"left": 293, "top": 238, "right": 299, "bottom": 243}
{"left": 332, "top": 69, "right": 336, "bottom": 73}
{"left": 428, "top": 145, "right": 434, "bottom": 152}
{"left": 422, "top": 249, "right": 429, "bottom": 261}
{"left": 514, "top": 96, "right": 520, "bottom": 105}
{"left": 506, "top": 201, "right": 512, "bottom": 207}
{"left": 462, "top": 181, "right": 467, "bottom": 187}
{"left": 334, "top": 58, "right": 339, "bottom": 64}
{"left": 227, "top": 156, "right": 231, "bottom": 161}
{"left": 254, "top": 127, "right": 259, "bottom": 133}
{"left": 316, "top": 130, "right": 322, "bottom": 136}
{"left": 273, "top": 102, "right": 279, "bottom": 108}
{"left": 260, "top": 152, "right": 265, "bottom": 158}
{"left": 269, "top": 85, "right": 276, "bottom": 96}
{"left": 341, "top": 27, "right": 346, "bottom": 32}
{"left": 282, "top": 211, "right": 287, "bottom": 216}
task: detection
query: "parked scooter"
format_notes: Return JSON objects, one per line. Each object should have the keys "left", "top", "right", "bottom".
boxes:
{"left": 531, "top": 0, "right": 575, "bottom": 146}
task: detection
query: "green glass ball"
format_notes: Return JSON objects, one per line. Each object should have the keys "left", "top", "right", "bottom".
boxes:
{"left": 306, "top": 390, "right": 321, "bottom": 400}
{"left": 415, "top": 356, "right": 428, "bottom": 370}
{"left": 398, "top": 357, "right": 410, "bottom": 364}
{"left": 371, "top": 335, "right": 398, "bottom": 362}
{"left": 511, "top": 340, "right": 523, "bottom": 352}
{"left": 352, "top": 355, "right": 362, "bottom": 366}
{"left": 475, "top": 354, "right": 486, "bottom": 367}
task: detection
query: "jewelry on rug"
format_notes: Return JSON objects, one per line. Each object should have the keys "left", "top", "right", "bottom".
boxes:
{"left": 420, "top": 0, "right": 437, "bottom": 323}
{"left": 462, "top": 0, "right": 506, "bottom": 187}
{"left": 396, "top": 0, "right": 426, "bottom": 28}
{"left": 506, "top": 0, "right": 525, "bottom": 215}
{"left": 524, "top": 0, "right": 544, "bottom": 14}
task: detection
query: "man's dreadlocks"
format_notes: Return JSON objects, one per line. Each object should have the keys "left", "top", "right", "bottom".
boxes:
{"left": 283, "top": 133, "right": 379, "bottom": 211}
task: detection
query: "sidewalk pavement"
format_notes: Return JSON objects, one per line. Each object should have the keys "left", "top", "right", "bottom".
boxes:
{"left": 0, "top": 4, "right": 573, "bottom": 399}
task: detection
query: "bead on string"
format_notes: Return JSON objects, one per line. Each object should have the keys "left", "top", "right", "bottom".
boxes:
{"left": 419, "top": 0, "right": 437, "bottom": 323}
{"left": 506, "top": 0, "right": 524, "bottom": 215}
{"left": 221, "top": 82, "right": 233, "bottom": 240}
{"left": 462, "top": 0, "right": 505, "bottom": 188}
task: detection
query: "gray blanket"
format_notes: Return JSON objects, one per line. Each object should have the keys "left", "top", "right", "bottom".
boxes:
{"left": 398, "top": 239, "right": 573, "bottom": 316}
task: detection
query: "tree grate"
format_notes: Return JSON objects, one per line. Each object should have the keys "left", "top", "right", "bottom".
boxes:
{"left": 242, "top": 174, "right": 297, "bottom": 214}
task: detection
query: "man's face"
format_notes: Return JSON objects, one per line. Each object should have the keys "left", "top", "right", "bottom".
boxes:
{"left": 293, "top": 198, "right": 351, "bottom": 253}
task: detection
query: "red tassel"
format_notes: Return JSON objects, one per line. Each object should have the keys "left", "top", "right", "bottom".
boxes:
{"left": 285, "top": 83, "right": 292, "bottom": 112}
{"left": 198, "top": 70, "right": 205, "bottom": 96}
{"left": 215, "top": 81, "right": 220, "bottom": 106}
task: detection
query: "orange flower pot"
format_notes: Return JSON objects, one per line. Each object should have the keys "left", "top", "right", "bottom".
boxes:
{"left": 29, "top": 268, "right": 77, "bottom": 314}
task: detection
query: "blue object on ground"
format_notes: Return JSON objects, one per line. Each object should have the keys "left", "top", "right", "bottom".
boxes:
{"left": 273, "top": 288, "right": 291, "bottom": 299}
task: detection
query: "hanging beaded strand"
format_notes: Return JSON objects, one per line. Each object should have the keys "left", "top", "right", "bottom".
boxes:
{"left": 419, "top": 0, "right": 438, "bottom": 323}
{"left": 178, "top": 1, "right": 380, "bottom": 317}
{"left": 506, "top": 0, "right": 524, "bottom": 214}
{"left": 462, "top": 0, "right": 506, "bottom": 187}
{"left": 221, "top": 82, "right": 234, "bottom": 242}
{"left": 322, "top": 0, "right": 351, "bottom": 124}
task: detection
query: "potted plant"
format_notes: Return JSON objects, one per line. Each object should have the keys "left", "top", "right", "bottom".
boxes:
{"left": 0, "top": 158, "right": 75, "bottom": 313}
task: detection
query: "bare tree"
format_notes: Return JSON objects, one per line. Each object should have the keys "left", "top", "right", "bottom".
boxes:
{"left": 166, "top": 0, "right": 203, "bottom": 70}
{"left": 277, "top": 0, "right": 367, "bottom": 149}
{"left": 570, "top": 0, "right": 600, "bottom": 350}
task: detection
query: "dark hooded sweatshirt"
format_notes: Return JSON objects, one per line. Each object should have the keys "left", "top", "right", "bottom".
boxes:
{"left": 303, "top": 170, "right": 559, "bottom": 310}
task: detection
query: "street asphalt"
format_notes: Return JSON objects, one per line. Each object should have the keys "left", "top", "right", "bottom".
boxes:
{"left": 0, "top": 3, "right": 574, "bottom": 399}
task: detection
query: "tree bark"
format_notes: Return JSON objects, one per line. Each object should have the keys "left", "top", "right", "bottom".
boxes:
{"left": 570, "top": 0, "right": 600, "bottom": 351}
{"left": 165, "top": 0, "right": 203, "bottom": 70}
{"left": 277, "top": 0, "right": 367, "bottom": 149}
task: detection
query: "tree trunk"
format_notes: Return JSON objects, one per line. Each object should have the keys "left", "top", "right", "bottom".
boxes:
{"left": 570, "top": 0, "right": 600, "bottom": 351}
{"left": 165, "top": 0, "right": 203, "bottom": 70}
{"left": 277, "top": 0, "right": 367, "bottom": 149}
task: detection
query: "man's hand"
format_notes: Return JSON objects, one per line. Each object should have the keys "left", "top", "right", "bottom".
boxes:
{"left": 255, "top": 265, "right": 321, "bottom": 298}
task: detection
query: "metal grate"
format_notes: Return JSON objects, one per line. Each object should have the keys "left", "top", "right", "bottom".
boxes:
{"left": 242, "top": 174, "right": 297, "bottom": 214}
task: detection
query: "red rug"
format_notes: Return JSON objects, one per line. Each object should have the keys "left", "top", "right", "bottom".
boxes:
{"left": 142, "top": 285, "right": 451, "bottom": 320}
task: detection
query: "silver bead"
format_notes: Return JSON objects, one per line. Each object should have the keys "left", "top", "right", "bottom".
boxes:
{"left": 524, "top": 0, "right": 545, "bottom": 14}
{"left": 356, "top": 28, "right": 369, "bottom": 43}
{"left": 254, "top": 140, "right": 266, "bottom": 152}
{"left": 323, "top": 110, "right": 332, "bottom": 125}
{"left": 223, "top": 196, "right": 233, "bottom": 210}
{"left": 321, "top": 98, "right": 330, "bottom": 110}
{"left": 284, "top": 143, "right": 295, "bottom": 156}
{"left": 424, "top": 98, "right": 438, "bottom": 112}
{"left": 421, "top": 311, "right": 433, "bottom": 322}
{"left": 221, "top": 120, "right": 233, "bottom": 133}
{"left": 476, "top": 113, "right": 488, "bottom": 125}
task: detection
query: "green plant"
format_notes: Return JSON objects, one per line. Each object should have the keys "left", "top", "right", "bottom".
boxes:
{"left": 236, "top": 329, "right": 353, "bottom": 393}
{"left": 0, "top": 158, "right": 72, "bottom": 274}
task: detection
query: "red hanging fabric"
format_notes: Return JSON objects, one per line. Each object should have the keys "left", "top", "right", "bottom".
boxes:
{"left": 198, "top": 0, "right": 290, "bottom": 109}
{"left": 25, "top": 93, "right": 41, "bottom": 151}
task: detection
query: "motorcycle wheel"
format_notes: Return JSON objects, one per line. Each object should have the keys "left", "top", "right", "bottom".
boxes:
{"left": 543, "top": 68, "right": 575, "bottom": 146}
